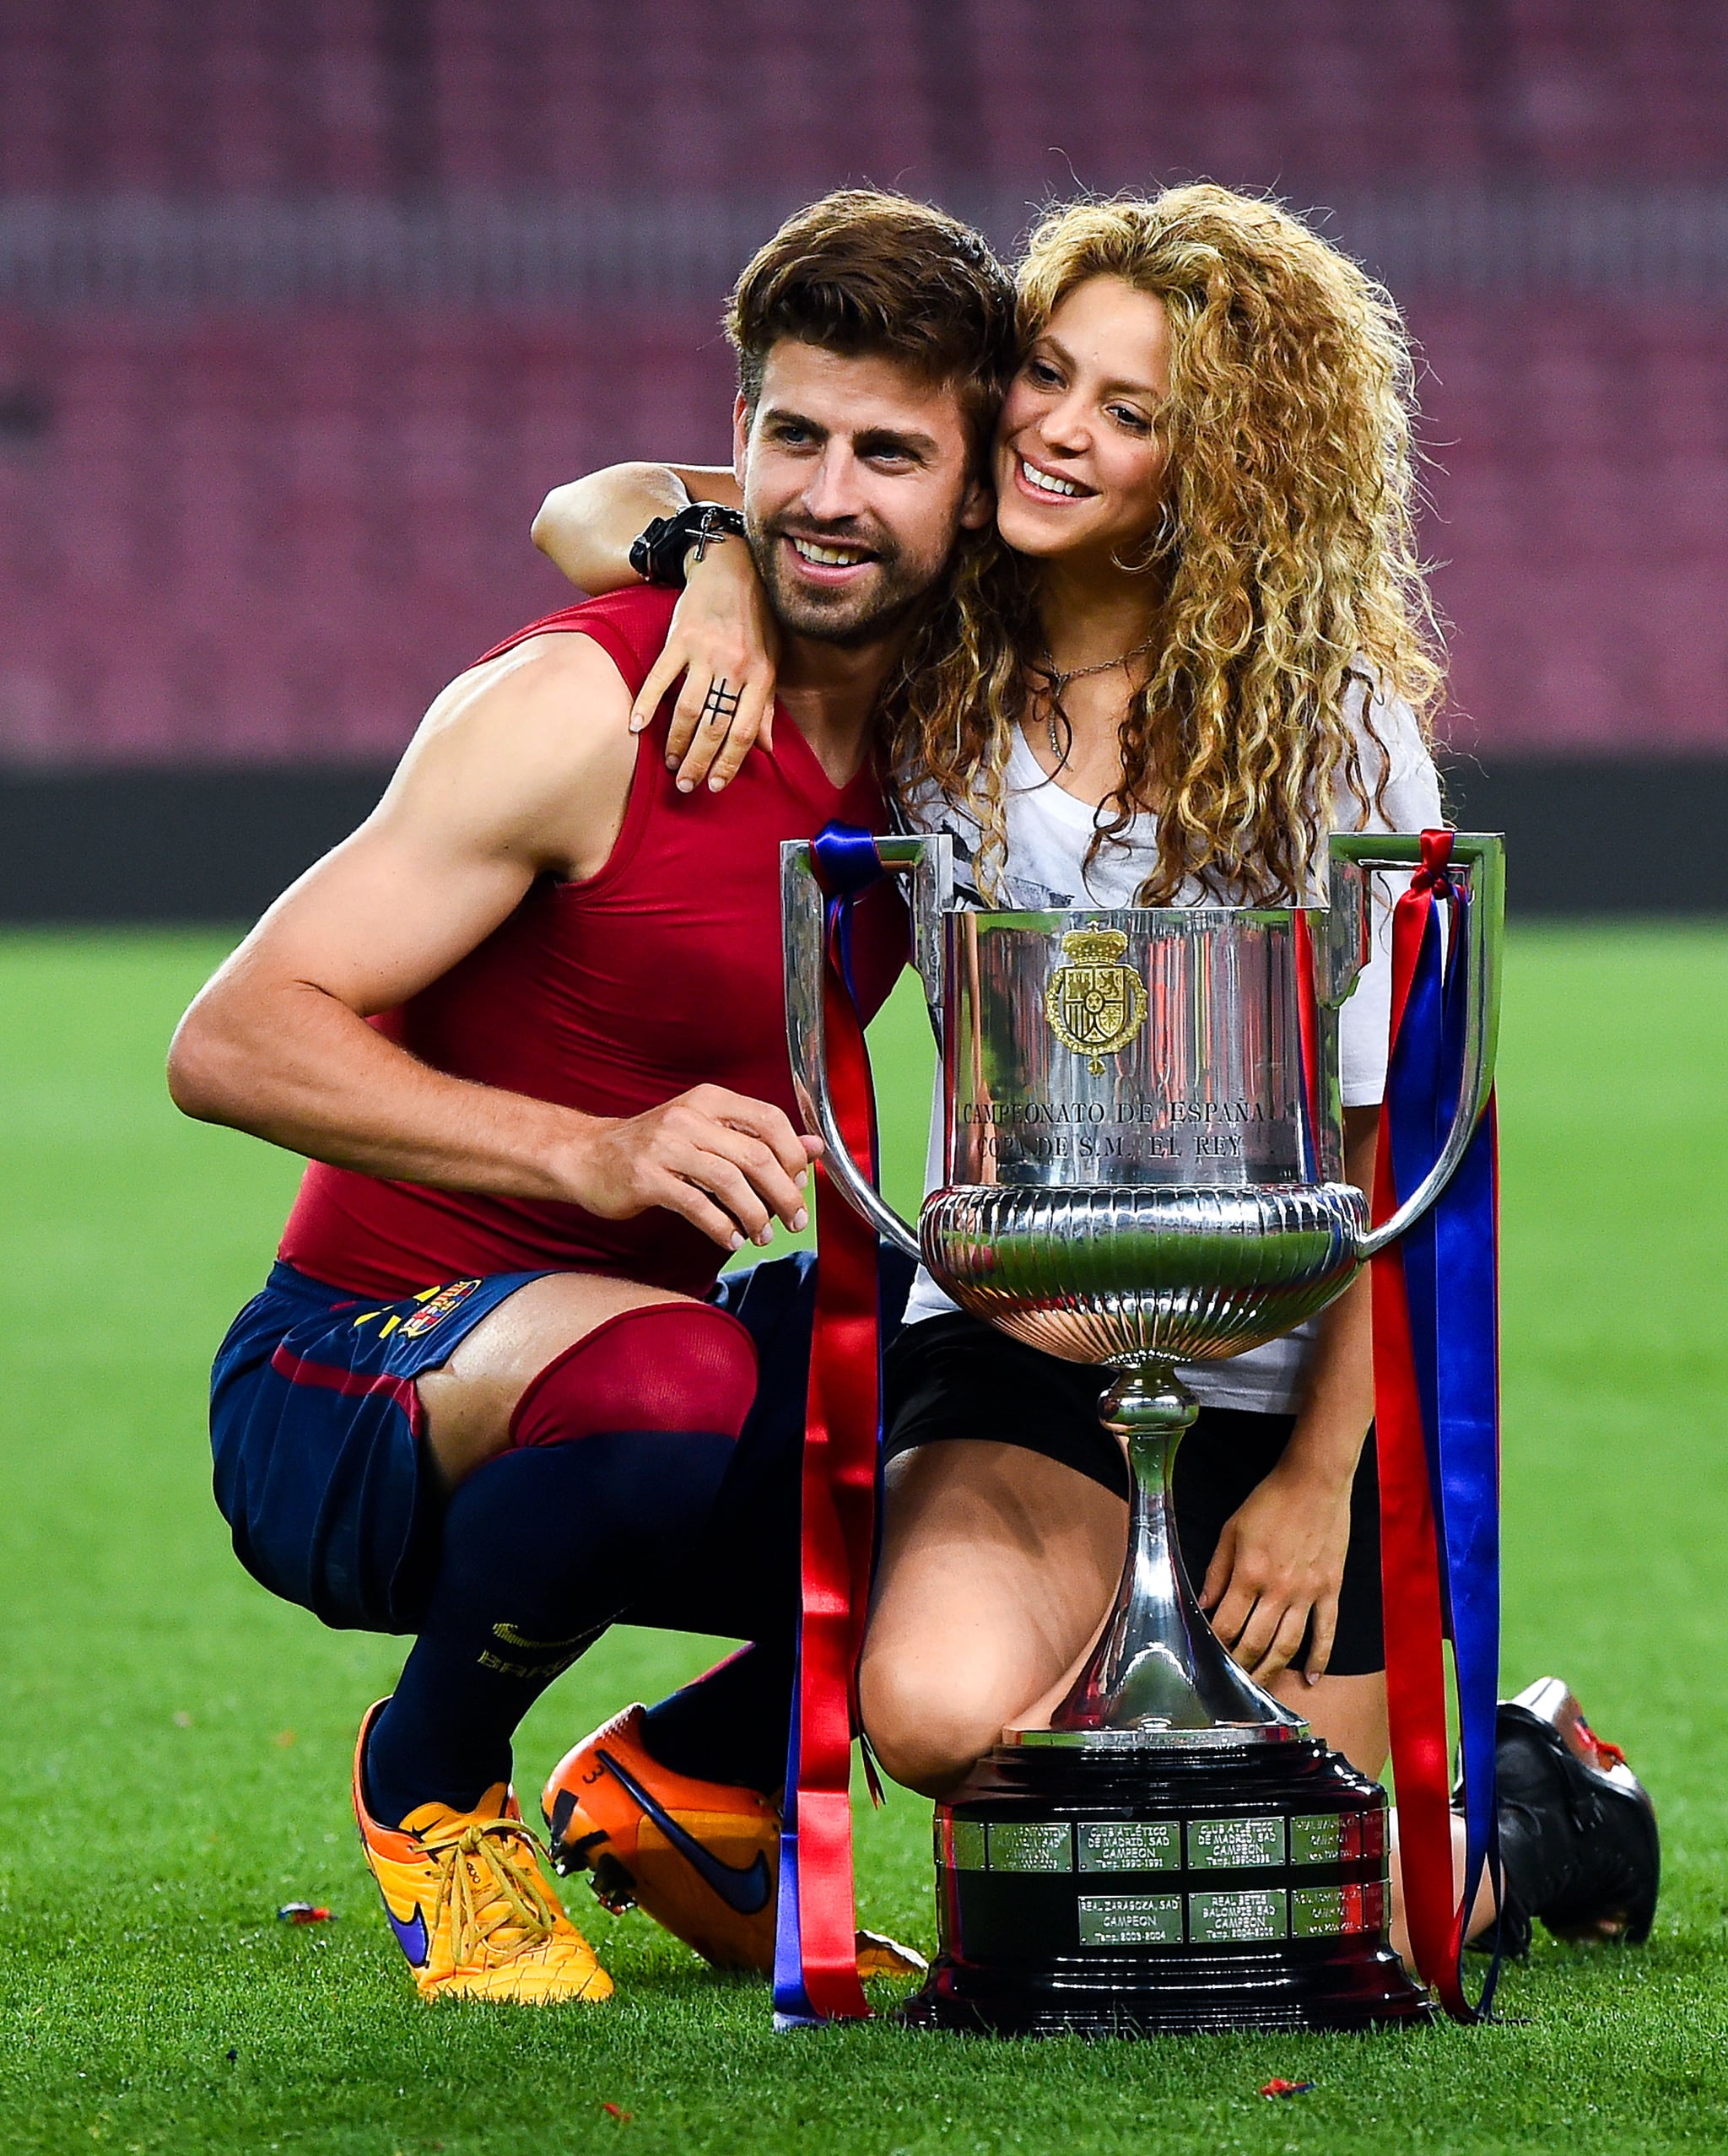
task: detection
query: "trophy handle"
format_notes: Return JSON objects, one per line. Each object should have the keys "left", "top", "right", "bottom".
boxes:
{"left": 780, "top": 833, "right": 953, "bottom": 1265}
{"left": 1327, "top": 830, "right": 1506, "bottom": 1260}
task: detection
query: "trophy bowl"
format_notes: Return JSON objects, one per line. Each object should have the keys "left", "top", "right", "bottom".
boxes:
{"left": 920, "top": 1181, "right": 1364, "bottom": 1365}
{"left": 782, "top": 830, "right": 1504, "bottom": 2034}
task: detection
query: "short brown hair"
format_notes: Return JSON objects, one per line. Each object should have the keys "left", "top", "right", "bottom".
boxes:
{"left": 726, "top": 189, "right": 1017, "bottom": 467}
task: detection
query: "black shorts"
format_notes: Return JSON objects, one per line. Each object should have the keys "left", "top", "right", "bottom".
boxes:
{"left": 883, "top": 1312, "right": 1385, "bottom": 1678}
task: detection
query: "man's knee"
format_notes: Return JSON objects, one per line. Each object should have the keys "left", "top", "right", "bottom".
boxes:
{"left": 509, "top": 1300, "right": 758, "bottom": 1448}
{"left": 858, "top": 1648, "right": 1007, "bottom": 1800}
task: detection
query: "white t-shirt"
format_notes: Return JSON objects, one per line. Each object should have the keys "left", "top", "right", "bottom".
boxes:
{"left": 899, "top": 676, "right": 1444, "bottom": 1413}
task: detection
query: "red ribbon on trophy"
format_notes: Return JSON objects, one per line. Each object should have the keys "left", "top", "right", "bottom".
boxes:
{"left": 1371, "top": 829, "right": 1505, "bottom": 2022}
{"left": 772, "top": 824, "right": 890, "bottom": 2027}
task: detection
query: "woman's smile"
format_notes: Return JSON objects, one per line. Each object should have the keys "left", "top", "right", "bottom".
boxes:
{"left": 1011, "top": 451, "right": 1095, "bottom": 503}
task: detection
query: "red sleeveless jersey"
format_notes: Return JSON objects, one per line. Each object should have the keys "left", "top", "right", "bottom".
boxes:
{"left": 277, "top": 586, "right": 906, "bottom": 1301}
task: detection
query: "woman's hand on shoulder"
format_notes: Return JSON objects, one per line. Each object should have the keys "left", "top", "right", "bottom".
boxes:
{"left": 634, "top": 540, "right": 780, "bottom": 794}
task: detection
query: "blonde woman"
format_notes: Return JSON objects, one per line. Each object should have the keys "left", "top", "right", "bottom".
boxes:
{"left": 536, "top": 186, "right": 1657, "bottom": 1964}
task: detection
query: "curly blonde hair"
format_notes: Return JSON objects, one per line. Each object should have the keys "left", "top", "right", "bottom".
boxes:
{"left": 883, "top": 185, "right": 1444, "bottom": 905}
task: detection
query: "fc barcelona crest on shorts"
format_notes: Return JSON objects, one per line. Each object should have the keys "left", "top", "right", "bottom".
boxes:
{"left": 398, "top": 1278, "right": 482, "bottom": 1337}
{"left": 1044, "top": 927, "right": 1149, "bottom": 1074}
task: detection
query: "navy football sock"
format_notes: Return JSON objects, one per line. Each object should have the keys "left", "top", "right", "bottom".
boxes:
{"left": 640, "top": 1640, "right": 796, "bottom": 1797}
{"left": 364, "top": 1429, "right": 735, "bottom": 1829}
{"left": 364, "top": 1300, "right": 758, "bottom": 1830}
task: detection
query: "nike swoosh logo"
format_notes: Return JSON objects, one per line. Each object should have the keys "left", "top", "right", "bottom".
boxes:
{"left": 386, "top": 1900, "right": 429, "bottom": 1966}
{"left": 596, "top": 1748, "right": 772, "bottom": 1916}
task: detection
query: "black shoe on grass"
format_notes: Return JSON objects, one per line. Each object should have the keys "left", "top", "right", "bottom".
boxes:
{"left": 1473, "top": 1676, "right": 1659, "bottom": 1957}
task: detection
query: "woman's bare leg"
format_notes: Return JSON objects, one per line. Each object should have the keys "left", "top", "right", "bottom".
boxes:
{"left": 1268, "top": 1667, "right": 1388, "bottom": 1778}
{"left": 860, "top": 1440, "right": 1126, "bottom": 1798}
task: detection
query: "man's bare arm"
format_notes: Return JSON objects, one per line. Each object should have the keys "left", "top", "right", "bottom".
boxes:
{"left": 530, "top": 462, "right": 742, "bottom": 596}
{"left": 167, "top": 634, "right": 813, "bottom": 1250}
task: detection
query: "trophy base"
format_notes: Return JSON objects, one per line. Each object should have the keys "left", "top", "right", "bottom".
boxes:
{"left": 899, "top": 1736, "right": 1429, "bottom": 2037}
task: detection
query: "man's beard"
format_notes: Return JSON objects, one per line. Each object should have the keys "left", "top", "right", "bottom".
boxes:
{"left": 748, "top": 514, "right": 943, "bottom": 650}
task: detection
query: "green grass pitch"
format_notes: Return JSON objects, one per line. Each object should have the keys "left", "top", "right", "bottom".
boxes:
{"left": 1, "top": 924, "right": 1725, "bottom": 2156}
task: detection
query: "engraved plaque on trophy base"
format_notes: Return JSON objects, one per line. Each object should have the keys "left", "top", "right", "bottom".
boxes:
{"left": 899, "top": 1738, "right": 1429, "bottom": 2036}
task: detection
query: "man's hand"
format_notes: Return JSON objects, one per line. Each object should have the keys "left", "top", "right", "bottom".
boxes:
{"left": 565, "top": 1084, "right": 819, "bottom": 1252}
{"left": 1198, "top": 1453, "right": 1355, "bottom": 1684}
{"left": 631, "top": 541, "right": 779, "bottom": 794}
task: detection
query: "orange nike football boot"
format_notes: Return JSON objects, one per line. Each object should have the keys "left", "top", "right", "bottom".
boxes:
{"left": 352, "top": 1702, "right": 612, "bottom": 2004}
{"left": 542, "top": 1703, "right": 925, "bottom": 1979}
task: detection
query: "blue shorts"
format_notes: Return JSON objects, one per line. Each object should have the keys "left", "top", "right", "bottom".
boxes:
{"left": 209, "top": 1251, "right": 913, "bottom": 1637}
{"left": 210, "top": 1262, "right": 544, "bottom": 1632}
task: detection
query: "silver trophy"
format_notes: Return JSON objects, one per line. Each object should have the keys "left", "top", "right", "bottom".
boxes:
{"left": 783, "top": 829, "right": 1504, "bottom": 2034}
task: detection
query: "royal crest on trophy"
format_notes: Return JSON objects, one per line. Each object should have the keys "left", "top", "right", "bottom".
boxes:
{"left": 1044, "top": 926, "right": 1149, "bottom": 1073}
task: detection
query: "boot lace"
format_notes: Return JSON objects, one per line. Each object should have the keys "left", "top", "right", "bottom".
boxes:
{"left": 426, "top": 1818, "right": 564, "bottom": 1969}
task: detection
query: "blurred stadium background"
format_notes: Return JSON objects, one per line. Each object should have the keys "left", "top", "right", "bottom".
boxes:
{"left": 0, "top": 0, "right": 1722, "bottom": 916}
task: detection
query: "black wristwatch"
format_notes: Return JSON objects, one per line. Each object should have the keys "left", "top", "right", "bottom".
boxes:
{"left": 629, "top": 502, "right": 748, "bottom": 587}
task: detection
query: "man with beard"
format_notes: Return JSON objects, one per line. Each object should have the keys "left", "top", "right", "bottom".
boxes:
{"left": 168, "top": 191, "right": 1013, "bottom": 2004}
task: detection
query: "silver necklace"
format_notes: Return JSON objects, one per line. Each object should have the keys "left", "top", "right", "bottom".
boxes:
{"left": 1041, "top": 635, "right": 1155, "bottom": 759}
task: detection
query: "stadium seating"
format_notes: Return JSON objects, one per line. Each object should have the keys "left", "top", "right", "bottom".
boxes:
{"left": 0, "top": 309, "right": 736, "bottom": 760}
{"left": 0, "top": 1, "right": 1721, "bottom": 764}
{"left": 3, "top": 0, "right": 1725, "bottom": 193}
{"left": 1421, "top": 300, "right": 1728, "bottom": 754}
{"left": 3, "top": 291, "right": 1719, "bottom": 764}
